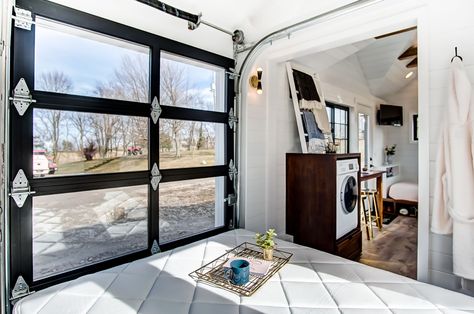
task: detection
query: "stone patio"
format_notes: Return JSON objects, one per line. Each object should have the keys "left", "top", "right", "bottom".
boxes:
{"left": 33, "top": 179, "right": 216, "bottom": 280}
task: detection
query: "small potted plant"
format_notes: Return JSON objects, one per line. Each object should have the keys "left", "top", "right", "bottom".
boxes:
{"left": 384, "top": 144, "right": 396, "bottom": 165}
{"left": 255, "top": 229, "right": 277, "bottom": 261}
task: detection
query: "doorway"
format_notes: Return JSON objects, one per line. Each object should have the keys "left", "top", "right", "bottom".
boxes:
{"left": 287, "top": 26, "right": 420, "bottom": 279}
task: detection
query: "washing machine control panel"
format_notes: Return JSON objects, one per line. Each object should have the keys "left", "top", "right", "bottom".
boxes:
{"left": 337, "top": 159, "right": 359, "bottom": 175}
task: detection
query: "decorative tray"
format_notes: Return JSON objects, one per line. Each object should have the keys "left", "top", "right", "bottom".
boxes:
{"left": 189, "top": 242, "right": 292, "bottom": 296}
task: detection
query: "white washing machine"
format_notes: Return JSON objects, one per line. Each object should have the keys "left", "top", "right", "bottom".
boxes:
{"left": 336, "top": 159, "right": 359, "bottom": 240}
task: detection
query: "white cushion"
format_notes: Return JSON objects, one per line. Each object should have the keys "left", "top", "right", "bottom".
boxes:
{"left": 13, "top": 229, "right": 474, "bottom": 314}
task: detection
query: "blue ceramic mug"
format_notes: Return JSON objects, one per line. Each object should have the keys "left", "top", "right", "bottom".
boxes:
{"left": 224, "top": 259, "right": 250, "bottom": 285}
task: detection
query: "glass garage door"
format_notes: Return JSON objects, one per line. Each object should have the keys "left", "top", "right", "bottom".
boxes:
{"left": 9, "top": 0, "right": 235, "bottom": 295}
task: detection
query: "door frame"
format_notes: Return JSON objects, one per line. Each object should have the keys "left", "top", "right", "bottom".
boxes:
{"left": 242, "top": 2, "right": 429, "bottom": 281}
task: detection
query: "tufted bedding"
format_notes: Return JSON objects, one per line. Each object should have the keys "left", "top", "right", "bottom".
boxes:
{"left": 14, "top": 229, "right": 474, "bottom": 313}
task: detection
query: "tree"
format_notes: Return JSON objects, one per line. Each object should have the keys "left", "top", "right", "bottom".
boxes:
{"left": 160, "top": 60, "right": 191, "bottom": 158}
{"left": 196, "top": 123, "right": 205, "bottom": 150}
{"left": 88, "top": 113, "right": 121, "bottom": 158}
{"left": 70, "top": 112, "right": 88, "bottom": 153}
{"left": 93, "top": 56, "right": 149, "bottom": 157}
{"left": 95, "top": 55, "right": 149, "bottom": 103}
{"left": 36, "top": 71, "right": 73, "bottom": 162}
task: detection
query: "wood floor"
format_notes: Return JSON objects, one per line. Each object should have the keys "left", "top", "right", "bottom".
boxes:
{"left": 359, "top": 215, "right": 417, "bottom": 279}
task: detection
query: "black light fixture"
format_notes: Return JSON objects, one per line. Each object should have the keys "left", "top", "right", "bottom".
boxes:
{"left": 249, "top": 68, "right": 263, "bottom": 95}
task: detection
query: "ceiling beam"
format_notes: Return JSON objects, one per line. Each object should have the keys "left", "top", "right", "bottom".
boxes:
{"left": 375, "top": 26, "right": 417, "bottom": 39}
{"left": 407, "top": 57, "right": 418, "bottom": 68}
{"left": 398, "top": 46, "right": 417, "bottom": 60}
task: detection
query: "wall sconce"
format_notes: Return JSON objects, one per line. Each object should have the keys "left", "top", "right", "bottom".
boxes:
{"left": 249, "top": 67, "right": 263, "bottom": 94}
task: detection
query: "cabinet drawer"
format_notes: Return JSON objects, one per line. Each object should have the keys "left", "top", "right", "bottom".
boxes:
{"left": 336, "top": 230, "right": 361, "bottom": 260}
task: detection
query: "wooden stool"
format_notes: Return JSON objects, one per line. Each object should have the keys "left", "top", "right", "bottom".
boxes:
{"left": 366, "top": 189, "right": 382, "bottom": 232}
{"left": 360, "top": 191, "right": 373, "bottom": 240}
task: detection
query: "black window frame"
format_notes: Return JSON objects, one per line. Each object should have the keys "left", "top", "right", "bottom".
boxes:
{"left": 10, "top": 0, "right": 235, "bottom": 292}
{"left": 326, "top": 102, "right": 350, "bottom": 153}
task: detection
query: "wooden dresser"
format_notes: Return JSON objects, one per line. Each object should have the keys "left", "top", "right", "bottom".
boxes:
{"left": 286, "top": 153, "right": 362, "bottom": 260}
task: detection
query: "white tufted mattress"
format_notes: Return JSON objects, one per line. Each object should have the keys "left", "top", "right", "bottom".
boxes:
{"left": 14, "top": 229, "right": 474, "bottom": 313}
{"left": 389, "top": 182, "right": 418, "bottom": 203}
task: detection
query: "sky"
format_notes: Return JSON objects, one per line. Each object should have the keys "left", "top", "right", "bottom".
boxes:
{"left": 34, "top": 18, "right": 221, "bottom": 107}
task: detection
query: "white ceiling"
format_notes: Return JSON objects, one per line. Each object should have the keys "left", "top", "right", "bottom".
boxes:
{"left": 356, "top": 30, "right": 417, "bottom": 97}
{"left": 135, "top": 0, "right": 356, "bottom": 42}
{"left": 293, "top": 29, "right": 417, "bottom": 98}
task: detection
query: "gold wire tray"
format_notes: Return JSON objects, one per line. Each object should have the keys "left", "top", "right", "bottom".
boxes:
{"left": 189, "top": 242, "right": 292, "bottom": 296}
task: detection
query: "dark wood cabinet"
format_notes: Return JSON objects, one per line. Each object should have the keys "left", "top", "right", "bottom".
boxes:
{"left": 286, "top": 153, "right": 362, "bottom": 260}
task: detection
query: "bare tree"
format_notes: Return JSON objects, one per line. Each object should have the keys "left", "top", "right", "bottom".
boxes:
{"left": 160, "top": 60, "right": 190, "bottom": 158}
{"left": 39, "top": 71, "right": 73, "bottom": 93}
{"left": 70, "top": 112, "right": 88, "bottom": 154}
{"left": 88, "top": 111, "right": 121, "bottom": 158}
{"left": 95, "top": 55, "right": 149, "bottom": 103}
{"left": 36, "top": 71, "right": 73, "bottom": 162}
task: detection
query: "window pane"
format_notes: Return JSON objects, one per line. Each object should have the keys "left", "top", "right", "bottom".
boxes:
{"left": 159, "top": 177, "right": 225, "bottom": 243}
{"left": 160, "top": 52, "right": 225, "bottom": 112}
{"left": 326, "top": 107, "right": 332, "bottom": 123}
{"left": 33, "top": 185, "right": 148, "bottom": 280}
{"left": 335, "top": 109, "right": 342, "bottom": 124}
{"left": 159, "top": 119, "right": 225, "bottom": 169}
{"left": 35, "top": 17, "right": 150, "bottom": 102}
{"left": 33, "top": 108, "right": 148, "bottom": 177}
{"left": 340, "top": 125, "right": 347, "bottom": 139}
{"left": 334, "top": 124, "right": 341, "bottom": 138}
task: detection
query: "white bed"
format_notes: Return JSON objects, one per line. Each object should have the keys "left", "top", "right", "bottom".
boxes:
{"left": 14, "top": 229, "right": 474, "bottom": 313}
{"left": 388, "top": 182, "right": 418, "bottom": 203}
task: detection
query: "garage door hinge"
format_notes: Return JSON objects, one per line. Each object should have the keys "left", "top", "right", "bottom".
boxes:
{"left": 9, "top": 169, "right": 35, "bottom": 208}
{"left": 226, "top": 68, "right": 240, "bottom": 80}
{"left": 13, "top": 7, "right": 35, "bottom": 31}
{"left": 151, "top": 96, "right": 161, "bottom": 124}
{"left": 225, "top": 193, "right": 237, "bottom": 206}
{"left": 228, "top": 108, "right": 238, "bottom": 130}
{"left": 0, "top": 40, "right": 4, "bottom": 57}
{"left": 151, "top": 239, "right": 161, "bottom": 255}
{"left": 10, "top": 276, "right": 34, "bottom": 304}
{"left": 10, "top": 78, "right": 36, "bottom": 116}
{"left": 228, "top": 159, "right": 238, "bottom": 181}
{"left": 150, "top": 163, "right": 161, "bottom": 191}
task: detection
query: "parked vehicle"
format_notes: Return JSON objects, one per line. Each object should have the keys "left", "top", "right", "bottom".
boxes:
{"left": 33, "top": 153, "right": 49, "bottom": 177}
{"left": 127, "top": 146, "right": 143, "bottom": 156}
{"left": 33, "top": 149, "right": 57, "bottom": 175}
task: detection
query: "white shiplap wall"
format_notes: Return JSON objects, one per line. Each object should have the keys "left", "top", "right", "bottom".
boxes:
{"left": 240, "top": 0, "right": 474, "bottom": 295}
{"left": 426, "top": 0, "right": 474, "bottom": 295}
{"left": 383, "top": 79, "right": 419, "bottom": 183}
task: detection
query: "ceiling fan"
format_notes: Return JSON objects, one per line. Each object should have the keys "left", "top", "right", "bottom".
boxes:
{"left": 398, "top": 45, "right": 417, "bottom": 68}
{"left": 375, "top": 26, "right": 417, "bottom": 69}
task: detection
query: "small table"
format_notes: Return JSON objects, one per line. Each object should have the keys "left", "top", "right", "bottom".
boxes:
{"left": 360, "top": 170, "right": 386, "bottom": 225}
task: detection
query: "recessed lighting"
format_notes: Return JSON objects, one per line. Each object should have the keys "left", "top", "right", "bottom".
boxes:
{"left": 405, "top": 71, "right": 414, "bottom": 79}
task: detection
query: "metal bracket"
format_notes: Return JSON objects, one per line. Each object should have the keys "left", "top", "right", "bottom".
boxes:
{"left": 151, "top": 96, "right": 161, "bottom": 124}
{"left": 225, "top": 193, "right": 237, "bottom": 206}
{"left": 9, "top": 78, "right": 36, "bottom": 116}
{"left": 228, "top": 108, "right": 238, "bottom": 130}
{"left": 151, "top": 239, "right": 161, "bottom": 255}
{"left": 9, "top": 170, "right": 35, "bottom": 208}
{"left": 228, "top": 159, "right": 238, "bottom": 181}
{"left": 226, "top": 68, "right": 240, "bottom": 80}
{"left": 0, "top": 40, "right": 4, "bottom": 57}
{"left": 150, "top": 163, "right": 162, "bottom": 191}
{"left": 10, "top": 276, "right": 34, "bottom": 303}
{"left": 13, "top": 7, "right": 35, "bottom": 31}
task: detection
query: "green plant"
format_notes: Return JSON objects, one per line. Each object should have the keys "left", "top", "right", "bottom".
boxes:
{"left": 255, "top": 229, "right": 277, "bottom": 250}
{"left": 384, "top": 144, "right": 397, "bottom": 156}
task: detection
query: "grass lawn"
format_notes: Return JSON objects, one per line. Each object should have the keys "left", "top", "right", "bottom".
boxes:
{"left": 54, "top": 149, "right": 216, "bottom": 175}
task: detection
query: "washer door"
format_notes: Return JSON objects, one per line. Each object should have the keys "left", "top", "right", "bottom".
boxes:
{"left": 340, "top": 175, "right": 358, "bottom": 214}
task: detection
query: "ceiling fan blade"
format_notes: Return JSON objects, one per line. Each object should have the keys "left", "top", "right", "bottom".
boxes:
{"left": 407, "top": 57, "right": 418, "bottom": 68}
{"left": 398, "top": 46, "right": 417, "bottom": 60}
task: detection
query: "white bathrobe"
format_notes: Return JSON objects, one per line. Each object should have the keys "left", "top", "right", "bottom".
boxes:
{"left": 432, "top": 58, "right": 474, "bottom": 280}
